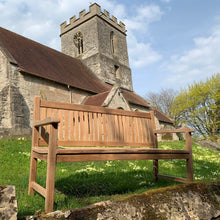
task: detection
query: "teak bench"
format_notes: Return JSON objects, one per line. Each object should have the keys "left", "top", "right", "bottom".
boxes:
{"left": 28, "top": 96, "right": 194, "bottom": 213}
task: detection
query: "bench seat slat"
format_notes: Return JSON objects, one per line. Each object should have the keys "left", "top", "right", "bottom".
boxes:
{"left": 33, "top": 147, "right": 189, "bottom": 155}
{"left": 32, "top": 147, "right": 190, "bottom": 162}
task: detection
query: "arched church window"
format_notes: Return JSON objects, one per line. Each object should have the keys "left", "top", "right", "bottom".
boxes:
{"left": 114, "top": 65, "right": 120, "bottom": 79}
{"left": 110, "top": 31, "right": 115, "bottom": 54}
{"left": 73, "top": 32, "right": 83, "bottom": 54}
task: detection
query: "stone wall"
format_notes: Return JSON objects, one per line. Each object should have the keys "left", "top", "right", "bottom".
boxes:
{"left": 0, "top": 63, "right": 90, "bottom": 138}
{"left": 0, "top": 50, "right": 12, "bottom": 133}
{"left": 103, "top": 86, "right": 131, "bottom": 110}
{"left": 154, "top": 116, "right": 179, "bottom": 141}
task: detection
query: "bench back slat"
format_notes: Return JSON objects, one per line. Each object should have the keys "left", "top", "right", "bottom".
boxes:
{"left": 36, "top": 97, "right": 155, "bottom": 148}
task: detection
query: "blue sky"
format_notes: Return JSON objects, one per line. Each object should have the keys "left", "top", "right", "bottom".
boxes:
{"left": 0, "top": 0, "right": 220, "bottom": 96}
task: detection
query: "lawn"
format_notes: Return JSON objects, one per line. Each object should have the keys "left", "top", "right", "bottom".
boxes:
{"left": 0, "top": 139, "right": 219, "bottom": 216}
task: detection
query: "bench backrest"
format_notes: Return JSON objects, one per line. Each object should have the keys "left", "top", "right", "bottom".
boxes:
{"left": 33, "top": 96, "right": 156, "bottom": 148}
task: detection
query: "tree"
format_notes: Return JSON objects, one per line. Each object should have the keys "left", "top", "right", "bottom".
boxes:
{"left": 171, "top": 73, "right": 220, "bottom": 141}
{"left": 144, "top": 88, "right": 177, "bottom": 116}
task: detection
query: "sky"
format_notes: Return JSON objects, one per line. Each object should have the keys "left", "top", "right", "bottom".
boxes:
{"left": 0, "top": 0, "right": 220, "bottom": 97}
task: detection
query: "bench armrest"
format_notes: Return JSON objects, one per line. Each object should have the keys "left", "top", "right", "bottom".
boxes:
{"left": 153, "top": 128, "right": 194, "bottom": 152}
{"left": 153, "top": 128, "right": 194, "bottom": 134}
{"left": 33, "top": 116, "right": 60, "bottom": 127}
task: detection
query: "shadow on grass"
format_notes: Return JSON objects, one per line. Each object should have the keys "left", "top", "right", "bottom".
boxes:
{"left": 55, "top": 170, "right": 175, "bottom": 198}
{"left": 20, "top": 156, "right": 220, "bottom": 215}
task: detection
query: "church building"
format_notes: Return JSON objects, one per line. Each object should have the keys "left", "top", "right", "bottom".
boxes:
{"left": 0, "top": 3, "right": 177, "bottom": 140}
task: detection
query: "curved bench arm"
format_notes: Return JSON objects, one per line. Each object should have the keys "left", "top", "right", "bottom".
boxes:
{"left": 153, "top": 128, "right": 194, "bottom": 134}
{"left": 153, "top": 127, "right": 194, "bottom": 153}
{"left": 33, "top": 116, "right": 60, "bottom": 127}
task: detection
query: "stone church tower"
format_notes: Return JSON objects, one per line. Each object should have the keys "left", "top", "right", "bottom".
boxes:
{"left": 60, "top": 3, "right": 133, "bottom": 91}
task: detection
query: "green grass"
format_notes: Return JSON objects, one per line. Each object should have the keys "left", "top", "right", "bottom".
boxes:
{"left": 0, "top": 139, "right": 220, "bottom": 216}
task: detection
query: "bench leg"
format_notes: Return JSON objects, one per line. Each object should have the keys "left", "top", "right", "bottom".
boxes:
{"left": 186, "top": 156, "right": 193, "bottom": 182}
{"left": 185, "top": 131, "right": 193, "bottom": 182}
{"left": 45, "top": 154, "right": 56, "bottom": 213}
{"left": 28, "top": 153, "right": 37, "bottom": 195}
{"left": 45, "top": 123, "right": 58, "bottom": 213}
{"left": 153, "top": 159, "right": 158, "bottom": 182}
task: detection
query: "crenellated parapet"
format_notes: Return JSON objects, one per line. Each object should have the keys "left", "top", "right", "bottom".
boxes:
{"left": 60, "top": 3, "right": 126, "bottom": 35}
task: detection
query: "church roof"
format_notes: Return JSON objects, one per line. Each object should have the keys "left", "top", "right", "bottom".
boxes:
{"left": 122, "top": 89, "right": 149, "bottom": 108}
{"left": 83, "top": 91, "right": 109, "bottom": 106}
{"left": 152, "top": 107, "right": 173, "bottom": 124}
{"left": 0, "top": 27, "right": 107, "bottom": 94}
{"left": 83, "top": 86, "right": 150, "bottom": 108}
{"left": 0, "top": 26, "right": 155, "bottom": 113}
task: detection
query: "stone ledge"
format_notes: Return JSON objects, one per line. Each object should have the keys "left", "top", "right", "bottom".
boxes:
{"left": 198, "top": 140, "right": 220, "bottom": 151}
{"left": 0, "top": 185, "right": 17, "bottom": 220}
{"left": 34, "top": 181, "right": 220, "bottom": 219}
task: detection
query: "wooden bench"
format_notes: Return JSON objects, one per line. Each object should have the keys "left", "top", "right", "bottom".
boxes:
{"left": 28, "top": 96, "right": 194, "bottom": 213}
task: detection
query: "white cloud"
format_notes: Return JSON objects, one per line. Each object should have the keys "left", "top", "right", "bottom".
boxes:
{"left": 128, "top": 32, "right": 162, "bottom": 68}
{"left": 124, "top": 4, "right": 163, "bottom": 68}
{"left": 124, "top": 4, "right": 163, "bottom": 32}
{"left": 0, "top": 0, "right": 163, "bottom": 69}
{"left": 164, "top": 26, "right": 220, "bottom": 88}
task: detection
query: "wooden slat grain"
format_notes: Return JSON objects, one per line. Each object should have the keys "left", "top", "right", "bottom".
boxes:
{"left": 55, "top": 140, "right": 154, "bottom": 147}
{"left": 122, "top": 115, "right": 127, "bottom": 143}
{"left": 45, "top": 122, "right": 58, "bottom": 213}
{"left": 143, "top": 118, "right": 148, "bottom": 143}
{"left": 134, "top": 117, "right": 139, "bottom": 143}
{"left": 74, "top": 111, "right": 79, "bottom": 141}
{"left": 110, "top": 114, "right": 116, "bottom": 142}
{"left": 52, "top": 109, "right": 57, "bottom": 117}
{"left": 114, "top": 114, "right": 119, "bottom": 142}
{"left": 40, "top": 107, "right": 46, "bottom": 139}
{"left": 89, "top": 112, "right": 93, "bottom": 141}
{"left": 69, "top": 111, "right": 74, "bottom": 141}
{"left": 56, "top": 153, "right": 190, "bottom": 163}
{"left": 129, "top": 117, "right": 135, "bottom": 144}
{"left": 58, "top": 109, "right": 63, "bottom": 140}
{"left": 93, "top": 112, "right": 98, "bottom": 141}
{"left": 31, "top": 182, "right": 46, "bottom": 198}
{"left": 118, "top": 115, "right": 124, "bottom": 142}
{"left": 126, "top": 116, "right": 131, "bottom": 143}
{"left": 107, "top": 114, "right": 112, "bottom": 142}
{"left": 84, "top": 112, "right": 89, "bottom": 141}
{"left": 34, "top": 117, "right": 60, "bottom": 127}
{"left": 102, "top": 114, "right": 107, "bottom": 142}
{"left": 79, "top": 111, "right": 84, "bottom": 141}
{"left": 41, "top": 107, "right": 46, "bottom": 120}
{"left": 47, "top": 108, "right": 52, "bottom": 118}
{"left": 64, "top": 110, "right": 69, "bottom": 141}
{"left": 98, "top": 113, "right": 102, "bottom": 141}
{"left": 137, "top": 117, "right": 143, "bottom": 143}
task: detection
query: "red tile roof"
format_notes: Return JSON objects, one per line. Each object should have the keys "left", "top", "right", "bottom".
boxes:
{"left": 83, "top": 91, "right": 109, "bottom": 106}
{"left": 0, "top": 27, "right": 107, "bottom": 94}
{"left": 122, "top": 89, "right": 149, "bottom": 108}
{"left": 152, "top": 107, "right": 173, "bottom": 124}
{"left": 83, "top": 86, "right": 150, "bottom": 108}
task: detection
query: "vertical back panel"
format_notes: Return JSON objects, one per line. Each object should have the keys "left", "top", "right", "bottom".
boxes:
{"left": 38, "top": 98, "right": 155, "bottom": 147}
